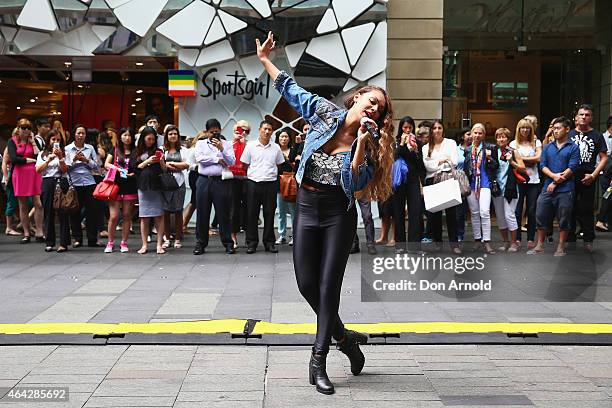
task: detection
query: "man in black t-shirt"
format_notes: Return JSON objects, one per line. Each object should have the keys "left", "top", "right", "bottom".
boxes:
{"left": 567, "top": 104, "right": 608, "bottom": 252}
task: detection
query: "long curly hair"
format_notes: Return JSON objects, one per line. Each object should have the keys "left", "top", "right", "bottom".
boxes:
{"left": 344, "top": 86, "right": 395, "bottom": 202}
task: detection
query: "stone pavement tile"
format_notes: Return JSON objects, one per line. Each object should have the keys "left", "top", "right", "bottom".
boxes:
{"left": 176, "top": 390, "right": 264, "bottom": 402}
{"left": 271, "top": 302, "right": 315, "bottom": 323}
{"left": 425, "top": 370, "right": 506, "bottom": 379}
{"left": 534, "top": 402, "right": 612, "bottom": 408}
{"left": 433, "top": 386, "right": 523, "bottom": 396}
{"left": 105, "top": 370, "right": 187, "bottom": 380}
{"left": 181, "top": 376, "right": 262, "bottom": 392}
{"left": 570, "top": 364, "right": 612, "bottom": 379}
{"left": 344, "top": 358, "right": 419, "bottom": 367}
{"left": 0, "top": 346, "right": 57, "bottom": 358}
{"left": 350, "top": 390, "right": 440, "bottom": 401}
{"left": 516, "top": 382, "right": 601, "bottom": 392}
{"left": 92, "top": 379, "right": 183, "bottom": 397}
{"left": 74, "top": 279, "right": 137, "bottom": 294}
{"left": 28, "top": 296, "right": 116, "bottom": 323}
{"left": 0, "top": 392, "right": 90, "bottom": 408}
{"left": 12, "top": 382, "right": 100, "bottom": 393}
{"left": 187, "top": 366, "right": 263, "bottom": 375}
{"left": 428, "top": 377, "right": 513, "bottom": 387}
{"left": 393, "top": 345, "right": 480, "bottom": 356}
{"left": 262, "top": 396, "right": 353, "bottom": 408}
{"left": 31, "top": 366, "right": 112, "bottom": 375}
{"left": 350, "top": 402, "right": 444, "bottom": 408}
{"left": 266, "top": 384, "right": 350, "bottom": 396}
{"left": 174, "top": 402, "right": 262, "bottom": 408}
{"left": 83, "top": 396, "right": 176, "bottom": 407}
{"left": 548, "top": 346, "right": 612, "bottom": 363}
{"left": 499, "top": 368, "right": 588, "bottom": 383}
{"left": 361, "top": 351, "right": 417, "bottom": 360}
{"left": 156, "top": 293, "right": 221, "bottom": 316}
{"left": 415, "top": 355, "right": 491, "bottom": 363}
{"left": 110, "top": 362, "right": 189, "bottom": 371}
{"left": 344, "top": 380, "right": 434, "bottom": 392}
{"left": 89, "top": 310, "right": 154, "bottom": 323}
{"left": 19, "top": 374, "right": 106, "bottom": 384}
{"left": 439, "top": 394, "right": 533, "bottom": 406}
{"left": 523, "top": 390, "right": 610, "bottom": 401}
{"left": 419, "top": 362, "right": 499, "bottom": 371}
{"left": 0, "top": 366, "right": 36, "bottom": 380}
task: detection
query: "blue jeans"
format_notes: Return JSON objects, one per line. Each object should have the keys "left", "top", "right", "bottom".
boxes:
{"left": 277, "top": 193, "right": 296, "bottom": 239}
{"left": 515, "top": 183, "right": 539, "bottom": 242}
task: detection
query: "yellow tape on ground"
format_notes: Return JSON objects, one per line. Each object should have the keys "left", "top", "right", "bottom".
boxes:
{"left": 0, "top": 319, "right": 247, "bottom": 335}
{"left": 252, "top": 322, "right": 612, "bottom": 335}
{"left": 1, "top": 321, "right": 612, "bottom": 335}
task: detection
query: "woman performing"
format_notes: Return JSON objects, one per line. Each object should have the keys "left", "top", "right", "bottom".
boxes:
{"left": 256, "top": 32, "right": 394, "bottom": 395}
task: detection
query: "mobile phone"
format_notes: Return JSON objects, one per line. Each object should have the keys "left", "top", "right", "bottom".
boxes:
{"left": 154, "top": 149, "right": 163, "bottom": 159}
{"left": 236, "top": 127, "right": 244, "bottom": 136}
{"left": 53, "top": 142, "right": 60, "bottom": 150}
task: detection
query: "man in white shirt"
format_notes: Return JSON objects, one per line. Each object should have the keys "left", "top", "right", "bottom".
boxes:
{"left": 241, "top": 120, "right": 285, "bottom": 253}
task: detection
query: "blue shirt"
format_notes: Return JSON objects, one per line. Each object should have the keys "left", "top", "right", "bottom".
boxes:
{"left": 456, "top": 145, "right": 466, "bottom": 171}
{"left": 496, "top": 149, "right": 511, "bottom": 193}
{"left": 273, "top": 71, "right": 374, "bottom": 208}
{"left": 540, "top": 140, "right": 580, "bottom": 193}
{"left": 64, "top": 142, "right": 98, "bottom": 186}
{"left": 468, "top": 144, "right": 490, "bottom": 190}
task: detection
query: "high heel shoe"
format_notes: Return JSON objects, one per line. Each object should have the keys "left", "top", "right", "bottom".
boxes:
{"left": 309, "top": 349, "right": 334, "bottom": 395}
{"left": 337, "top": 329, "right": 368, "bottom": 375}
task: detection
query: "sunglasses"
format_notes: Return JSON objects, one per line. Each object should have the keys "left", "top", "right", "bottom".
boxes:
{"left": 19, "top": 125, "right": 31, "bottom": 130}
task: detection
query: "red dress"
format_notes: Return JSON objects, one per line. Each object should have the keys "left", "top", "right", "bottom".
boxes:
{"left": 10, "top": 137, "right": 42, "bottom": 197}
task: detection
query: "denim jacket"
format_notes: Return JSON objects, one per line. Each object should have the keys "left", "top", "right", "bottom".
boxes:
{"left": 273, "top": 71, "right": 374, "bottom": 208}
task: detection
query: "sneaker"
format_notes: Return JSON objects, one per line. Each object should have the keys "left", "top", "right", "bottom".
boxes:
{"left": 288, "top": 238, "right": 293, "bottom": 246}
{"left": 104, "top": 242, "right": 114, "bottom": 253}
{"left": 162, "top": 240, "right": 171, "bottom": 249}
{"left": 275, "top": 237, "right": 287, "bottom": 245}
{"left": 120, "top": 241, "right": 129, "bottom": 253}
{"left": 596, "top": 221, "right": 609, "bottom": 232}
{"left": 147, "top": 235, "right": 152, "bottom": 243}
{"left": 421, "top": 237, "right": 433, "bottom": 244}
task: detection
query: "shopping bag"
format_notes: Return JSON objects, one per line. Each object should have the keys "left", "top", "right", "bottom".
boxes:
{"left": 423, "top": 178, "right": 462, "bottom": 213}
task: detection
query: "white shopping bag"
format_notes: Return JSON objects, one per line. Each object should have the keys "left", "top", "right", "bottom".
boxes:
{"left": 423, "top": 178, "right": 462, "bottom": 213}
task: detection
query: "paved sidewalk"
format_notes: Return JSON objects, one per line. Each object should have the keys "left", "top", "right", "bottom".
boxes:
{"left": 0, "top": 344, "right": 611, "bottom": 407}
{"left": 0, "top": 232, "right": 611, "bottom": 326}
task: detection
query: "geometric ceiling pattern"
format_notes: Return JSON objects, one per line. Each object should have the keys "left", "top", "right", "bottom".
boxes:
{"left": 0, "top": 0, "right": 387, "bottom": 137}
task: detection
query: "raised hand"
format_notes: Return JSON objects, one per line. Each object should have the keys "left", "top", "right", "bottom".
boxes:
{"left": 256, "top": 31, "right": 276, "bottom": 61}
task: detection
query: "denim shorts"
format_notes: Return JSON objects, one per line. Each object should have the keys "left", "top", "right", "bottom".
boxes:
{"left": 536, "top": 190, "right": 573, "bottom": 231}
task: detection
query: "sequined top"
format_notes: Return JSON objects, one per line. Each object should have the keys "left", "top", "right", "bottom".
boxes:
{"left": 303, "top": 148, "right": 349, "bottom": 190}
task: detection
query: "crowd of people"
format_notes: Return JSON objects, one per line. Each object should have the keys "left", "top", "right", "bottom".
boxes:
{"left": 0, "top": 114, "right": 312, "bottom": 255}
{"left": 1, "top": 106, "right": 611, "bottom": 257}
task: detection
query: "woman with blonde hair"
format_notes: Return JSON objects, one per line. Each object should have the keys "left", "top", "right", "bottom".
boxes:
{"left": 7, "top": 118, "right": 44, "bottom": 243}
{"left": 257, "top": 31, "right": 395, "bottom": 394}
{"left": 492, "top": 127, "right": 526, "bottom": 252}
{"left": 52, "top": 120, "right": 67, "bottom": 143}
{"left": 464, "top": 123, "right": 499, "bottom": 254}
{"left": 510, "top": 118, "right": 541, "bottom": 248}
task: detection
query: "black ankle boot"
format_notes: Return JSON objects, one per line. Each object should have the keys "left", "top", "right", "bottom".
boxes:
{"left": 309, "top": 349, "right": 334, "bottom": 395}
{"left": 337, "top": 329, "right": 368, "bottom": 375}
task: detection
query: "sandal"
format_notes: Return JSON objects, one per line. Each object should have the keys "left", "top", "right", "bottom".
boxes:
{"left": 156, "top": 247, "right": 166, "bottom": 254}
{"left": 137, "top": 247, "right": 148, "bottom": 254}
{"left": 483, "top": 242, "right": 496, "bottom": 254}
{"left": 73, "top": 241, "right": 82, "bottom": 248}
{"left": 20, "top": 236, "right": 31, "bottom": 244}
{"left": 173, "top": 240, "right": 182, "bottom": 249}
{"left": 56, "top": 246, "right": 67, "bottom": 253}
{"left": 5, "top": 229, "right": 21, "bottom": 236}
{"left": 162, "top": 240, "right": 171, "bottom": 249}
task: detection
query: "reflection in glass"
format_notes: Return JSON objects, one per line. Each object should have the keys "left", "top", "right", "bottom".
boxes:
{"left": 0, "top": 0, "right": 27, "bottom": 26}
{"left": 93, "top": 26, "right": 139, "bottom": 54}
{"left": 51, "top": 0, "right": 88, "bottom": 32}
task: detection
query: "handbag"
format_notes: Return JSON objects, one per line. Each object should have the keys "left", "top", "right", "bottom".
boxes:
{"left": 160, "top": 172, "right": 179, "bottom": 191}
{"left": 279, "top": 172, "right": 297, "bottom": 202}
{"left": 93, "top": 166, "right": 119, "bottom": 201}
{"left": 490, "top": 179, "right": 501, "bottom": 197}
{"left": 513, "top": 169, "right": 530, "bottom": 184}
{"left": 391, "top": 158, "right": 409, "bottom": 191}
{"left": 434, "top": 168, "right": 471, "bottom": 198}
{"left": 53, "top": 175, "right": 79, "bottom": 212}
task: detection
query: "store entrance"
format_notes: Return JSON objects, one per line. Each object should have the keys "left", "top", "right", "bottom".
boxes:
{"left": 0, "top": 55, "right": 176, "bottom": 139}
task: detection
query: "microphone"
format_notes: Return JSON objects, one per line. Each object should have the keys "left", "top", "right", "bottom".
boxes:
{"left": 360, "top": 117, "right": 380, "bottom": 142}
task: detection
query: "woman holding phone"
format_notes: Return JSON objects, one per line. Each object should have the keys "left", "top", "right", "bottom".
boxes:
{"left": 135, "top": 126, "right": 166, "bottom": 254}
{"left": 36, "top": 130, "right": 70, "bottom": 252}
{"left": 65, "top": 124, "right": 101, "bottom": 248}
{"left": 256, "top": 32, "right": 394, "bottom": 395}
